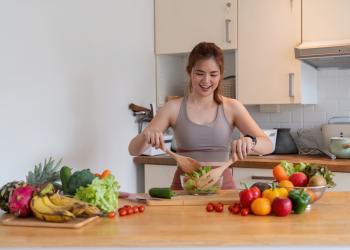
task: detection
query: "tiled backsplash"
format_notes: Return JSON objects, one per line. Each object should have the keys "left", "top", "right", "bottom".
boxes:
{"left": 245, "top": 68, "right": 350, "bottom": 148}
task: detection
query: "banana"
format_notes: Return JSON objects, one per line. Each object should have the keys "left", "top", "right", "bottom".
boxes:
{"left": 30, "top": 195, "right": 75, "bottom": 223}
{"left": 48, "top": 193, "right": 101, "bottom": 217}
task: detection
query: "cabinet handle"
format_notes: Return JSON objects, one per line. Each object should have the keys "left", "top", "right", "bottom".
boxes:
{"left": 289, "top": 73, "right": 295, "bottom": 97}
{"left": 225, "top": 19, "right": 231, "bottom": 43}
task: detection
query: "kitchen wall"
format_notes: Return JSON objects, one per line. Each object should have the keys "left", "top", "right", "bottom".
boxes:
{"left": 246, "top": 68, "right": 350, "bottom": 149}
{"left": 0, "top": 0, "right": 155, "bottom": 192}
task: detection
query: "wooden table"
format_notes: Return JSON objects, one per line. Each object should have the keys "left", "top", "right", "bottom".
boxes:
{"left": 1, "top": 192, "right": 350, "bottom": 248}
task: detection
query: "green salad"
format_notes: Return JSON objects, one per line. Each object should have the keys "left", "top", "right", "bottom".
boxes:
{"left": 183, "top": 166, "right": 220, "bottom": 195}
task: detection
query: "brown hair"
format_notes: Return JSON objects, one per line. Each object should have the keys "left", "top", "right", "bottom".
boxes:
{"left": 186, "top": 42, "right": 224, "bottom": 104}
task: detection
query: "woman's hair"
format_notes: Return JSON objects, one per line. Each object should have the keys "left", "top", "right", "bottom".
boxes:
{"left": 186, "top": 42, "right": 224, "bottom": 104}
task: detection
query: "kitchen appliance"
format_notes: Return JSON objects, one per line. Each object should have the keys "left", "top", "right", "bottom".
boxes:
{"left": 274, "top": 128, "right": 298, "bottom": 154}
{"left": 322, "top": 123, "right": 350, "bottom": 150}
{"left": 295, "top": 40, "right": 350, "bottom": 69}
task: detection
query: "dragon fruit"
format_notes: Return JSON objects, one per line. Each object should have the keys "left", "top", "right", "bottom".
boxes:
{"left": 8, "top": 185, "right": 34, "bottom": 217}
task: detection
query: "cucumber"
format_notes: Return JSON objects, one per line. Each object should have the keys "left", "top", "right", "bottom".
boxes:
{"left": 60, "top": 166, "right": 72, "bottom": 195}
{"left": 149, "top": 187, "right": 175, "bottom": 199}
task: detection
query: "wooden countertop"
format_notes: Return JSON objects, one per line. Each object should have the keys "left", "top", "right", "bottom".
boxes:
{"left": 134, "top": 154, "right": 350, "bottom": 172}
{"left": 1, "top": 192, "right": 350, "bottom": 247}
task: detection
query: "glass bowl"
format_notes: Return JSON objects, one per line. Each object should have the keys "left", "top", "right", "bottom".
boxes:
{"left": 276, "top": 184, "right": 328, "bottom": 207}
{"left": 180, "top": 175, "right": 223, "bottom": 195}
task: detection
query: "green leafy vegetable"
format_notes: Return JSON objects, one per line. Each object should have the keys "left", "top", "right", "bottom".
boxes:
{"left": 183, "top": 166, "right": 219, "bottom": 194}
{"left": 74, "top": 174, "right": 120, "bottom": 213}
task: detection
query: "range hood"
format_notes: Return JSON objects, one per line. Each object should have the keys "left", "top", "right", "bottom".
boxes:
{"left": 295, "top": 40, "right": 350, "bottom": 69}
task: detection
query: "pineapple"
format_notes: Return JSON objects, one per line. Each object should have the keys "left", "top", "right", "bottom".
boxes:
{"left": 0, "top": 181, "right": 25, "bottom": 212}
{"left": 26, "top": 157, "right": 62, "bottom": 189}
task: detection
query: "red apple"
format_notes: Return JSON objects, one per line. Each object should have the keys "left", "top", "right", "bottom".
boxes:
{"left": 289, "top": 172, "right": 308, "bottom": 187}
{"left": 271, "top": 197, "right": 292, "bottom": 217}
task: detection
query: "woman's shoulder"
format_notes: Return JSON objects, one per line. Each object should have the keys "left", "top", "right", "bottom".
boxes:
{"left": 222, "top": 96, "right": 244, "bottom": 110}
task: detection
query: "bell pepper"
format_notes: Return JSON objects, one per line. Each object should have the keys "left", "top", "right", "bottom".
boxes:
{"left": 288, "top": 189, "right": 311, "bottom": 214}
{"left": 262, "top": 183, "right": 288, "bottom": 203}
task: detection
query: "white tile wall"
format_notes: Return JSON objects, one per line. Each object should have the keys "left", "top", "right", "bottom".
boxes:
{"left": 245, "top": 68, "right": 350, "bottom": 148}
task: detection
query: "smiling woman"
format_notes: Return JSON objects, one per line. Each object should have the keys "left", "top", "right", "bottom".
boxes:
{"left": 128, "top": 42, "right": 273, "bottom": 190}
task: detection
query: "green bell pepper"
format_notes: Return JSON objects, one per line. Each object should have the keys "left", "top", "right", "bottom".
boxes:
{"left": 288, "top": 189, "right": 311, "bottom": 214}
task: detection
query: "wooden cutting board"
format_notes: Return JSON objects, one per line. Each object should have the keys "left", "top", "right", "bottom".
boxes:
{"left": 146, "top": 190, "right": 239, "bottom": 206}
{"left": 1, "top": 214, "right": 99, "bottom": 229}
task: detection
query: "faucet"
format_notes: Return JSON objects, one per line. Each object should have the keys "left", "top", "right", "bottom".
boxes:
{"left": 129, "top": 103, "right": 154, "bottom": 133}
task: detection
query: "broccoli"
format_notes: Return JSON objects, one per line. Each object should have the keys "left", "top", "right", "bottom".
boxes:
{"left": 67, "top": 169, "right": 95, "bottom": 195}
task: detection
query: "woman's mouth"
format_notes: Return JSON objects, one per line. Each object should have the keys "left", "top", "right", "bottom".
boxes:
{"left": 199, "top": 84, "right": 213, "bottom": 91}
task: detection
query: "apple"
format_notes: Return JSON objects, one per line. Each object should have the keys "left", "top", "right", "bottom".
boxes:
{"left": 271, "top": 197, "right": 292, "bottom": 217}
{"left": 289, "top": 172, "right": 308, "bottom": 187}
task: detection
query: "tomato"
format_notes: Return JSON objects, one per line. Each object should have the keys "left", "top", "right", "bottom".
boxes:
{"left": 239, "top": 188, "right": 255, "bottom": 208}
{"left": 232, "top": 204, "right": 241, "bottom": 214}
{"left": 123, "top": 205, "right": 131, "bottom": 209}
{"left": 214, "top": 203, "right": 224, "bottom": 213}
{"left": 107, "top": 211, "right": 116, "bottom": 218}
{"left": 127, "top": 207, "right": 134, "bottom": 215}
{"left": 132, "top": 206, "right": 139, "bottom": 213}
{"left": 240, "top": 207, "right": 249, "bottom": 216}
{"left": 278, "top": 180, "right": 294, "bottom": 191}
{"left": 206, "top": 203, "right": 215, "bottom": 212}
{"left": 250, "top": 198, "right": 271, "bottom": 216}
{"left": 250, "top": 186, "right": 261, "bottom": 199}
{"left": 138, "top": 205, "right": 145, "bottom": 213}
{"left": 118, "top": 208, "right": 127, "bottom": 217}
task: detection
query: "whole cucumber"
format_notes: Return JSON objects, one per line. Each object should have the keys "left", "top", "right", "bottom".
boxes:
{"left": 149, "top": 187, "right": 175, "bottom": 199}
{"left": 60, "top": 166, "right": 72, "bottom": 194}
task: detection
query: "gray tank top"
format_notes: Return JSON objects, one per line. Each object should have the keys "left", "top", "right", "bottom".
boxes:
{"left": 173, "top": 97, "right": 234, "bottom": 162}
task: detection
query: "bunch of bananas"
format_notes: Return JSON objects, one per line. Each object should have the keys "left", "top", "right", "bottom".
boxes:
{"left": 30, "top": 193, "right": 101, "bottom": 223}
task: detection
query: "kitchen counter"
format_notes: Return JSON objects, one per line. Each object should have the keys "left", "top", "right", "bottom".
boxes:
{"left": 1, "top": 192, "right": 350, "bottom": 248}
{"left": 134, "top": 154, "right": 350, "bottom": 172}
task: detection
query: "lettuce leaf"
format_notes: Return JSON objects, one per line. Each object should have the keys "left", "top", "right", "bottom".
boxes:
{"left": 74, "top": 174, "right": 120, "bottom": 213}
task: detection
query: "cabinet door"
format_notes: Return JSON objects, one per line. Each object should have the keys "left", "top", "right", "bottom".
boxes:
{"left": 155, "top": 0, "right": 237, "bottom": 54}
{"left": 237, "top": 0, "right": 302, "bottom": 104}
{"left": 303, "top": 0, "right": 350, "bottom": 43}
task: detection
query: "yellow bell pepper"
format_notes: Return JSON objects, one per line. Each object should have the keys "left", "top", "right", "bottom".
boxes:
{"left": 262, "top": 186, "right": 288, "bottom": 203}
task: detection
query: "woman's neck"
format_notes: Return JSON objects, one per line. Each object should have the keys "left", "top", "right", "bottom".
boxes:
{"left": 187, "top": 93, "right": 215, "bottom": 108}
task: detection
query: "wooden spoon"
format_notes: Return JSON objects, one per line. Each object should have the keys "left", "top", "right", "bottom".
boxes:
{"left": 165, "top": 149, "right": 202, "bottom": 174}
{"left": 196, "top": 159, "right": 234, "bottom": 189}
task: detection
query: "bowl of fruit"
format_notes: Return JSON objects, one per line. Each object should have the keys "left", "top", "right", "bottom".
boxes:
{"left": 181, "top": 166, "right": 222, "bottom": 195}
{"left": 273, "top": 161, "right": 335, "bottom": 206}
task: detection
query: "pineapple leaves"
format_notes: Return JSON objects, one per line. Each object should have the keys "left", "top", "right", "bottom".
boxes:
{"left": 26, "top": 157, "right": 62, "bottom": 188}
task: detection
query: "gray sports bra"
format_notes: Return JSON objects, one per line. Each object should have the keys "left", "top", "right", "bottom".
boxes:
{"left": 173, "top": 97, "right": 234, "bottom": 162}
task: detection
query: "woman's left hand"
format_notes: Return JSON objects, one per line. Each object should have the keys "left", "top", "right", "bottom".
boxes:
{"left": 231, "top": 136, "right": 255, "bottom": 161}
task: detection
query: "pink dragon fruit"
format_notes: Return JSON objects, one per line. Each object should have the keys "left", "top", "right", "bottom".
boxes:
{"left": 8, "top": 185, "right": 34, "bottom": 217}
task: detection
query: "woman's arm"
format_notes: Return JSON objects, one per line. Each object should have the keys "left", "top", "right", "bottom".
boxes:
{"left": 128, "top": 100, "right": 178, "bottom": 156}
{"left": 227, "top": 98, "right": 273, "bottom": 160}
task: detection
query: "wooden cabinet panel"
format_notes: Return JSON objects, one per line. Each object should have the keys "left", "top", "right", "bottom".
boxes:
{"left": 155, "top": 0, "right": 237, "bottom": 54}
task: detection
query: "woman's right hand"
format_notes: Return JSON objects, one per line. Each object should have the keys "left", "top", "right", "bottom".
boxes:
{"left": 142, "top": 128, "right": 166, "bottom": 151}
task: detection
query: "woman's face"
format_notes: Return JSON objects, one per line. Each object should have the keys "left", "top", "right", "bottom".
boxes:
{"left": 190, "top": 58, "right": 221, "bottom": 97}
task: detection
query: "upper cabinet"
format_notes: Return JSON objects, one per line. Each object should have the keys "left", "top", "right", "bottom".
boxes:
{"left": 303, "top": 0, "right": 350, "bottom": 43}
{"left": 237, "top": 0, "right": 317, "bottom": 105}
{"left": 155, "top": 0, "right": 237, "bottom": 54}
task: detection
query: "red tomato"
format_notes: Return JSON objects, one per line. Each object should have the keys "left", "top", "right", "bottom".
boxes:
{"left": 132, "top": 206, "right": 139, "bottom": 213}
{"left": 107, "top": 211, "right": 116, "bottom": 218}
{"left": 232, "top": 204, "right": 241, "bottom": 214}
{"left": 239, "top": 188, "right": 255, "bottom": 208}
{"left": 138, "top": 205, "right": 145, "bottom": 213}
{"left": 118, "top": 208, "right": 127, "bottom": 217}
{"left": 250, "top": 186, "right": 261, "bottom": 199}
{"left": 127, "top": 207, "right": 134, "bottom": 215}
{"left": 206, "top": 203, "right": 215, "bottom": 212}
{"left": 240, "top": 207, "right": 250, "bottom": 216}
{"left": 215, "top": 204, "right": 224, "bottom": 213}
{"left": 123, "top": 205, "right": 131, "bottom": 209}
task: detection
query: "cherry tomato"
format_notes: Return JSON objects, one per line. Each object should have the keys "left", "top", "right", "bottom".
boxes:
{"left": 206, "top": 203, "right": 215, "bottom": 212}
{"left": 215, "top": 203, "right": 224, "bottom": 213}
{"left": 228, "top": 205, "right": 233, "bottom": 213}
{"left": 240, "top": 207, "right": 250, "bottom": 216}
{"left": 138, "top": 205, "right": 145, "bottom": 213}
{"left": 118, "top": 208, "right": 127, "bottom": 217}
{"left": 232, "top": 204, "right": 241, "bottom": 214}
{"left": 123, "top": 205, "right": 131, "bottom": 209}
{"left": 127, "top": 207, "right": 134, "bottom": 215}
{"left": 133, "top": 206, "right": 139, "bottom": 213}
{"left": 107, "top": 211, "right": 116, "bottom": 218}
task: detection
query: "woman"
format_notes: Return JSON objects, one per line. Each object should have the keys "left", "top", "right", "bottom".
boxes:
{"left": 129, "top": 42, "right": 273, "bottom": 189}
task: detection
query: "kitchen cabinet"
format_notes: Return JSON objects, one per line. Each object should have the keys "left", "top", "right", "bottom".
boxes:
{"left": 144, "top": 164, "right": 177, "bottom": 191}
{"left": 155, "top": 0, "right": 237, "bottom": 55}
{"left": 236, "top": 0, "right": 317, "bottom": 105}
{"left": 302, "top": 0, "right": 350, "bottom": 43}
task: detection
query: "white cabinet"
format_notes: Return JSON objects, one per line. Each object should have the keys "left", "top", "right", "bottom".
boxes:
{"left": 155, "top": 0, "right": 237, "bottom": 54}
{"left": 236, "top": 0, "right": 317, "bottom": 105}
{"left": 303, "top": 0, "right": 350, "bottom": 43}
{"left": 233, "top": 167, "right": 273, "bottom": 187}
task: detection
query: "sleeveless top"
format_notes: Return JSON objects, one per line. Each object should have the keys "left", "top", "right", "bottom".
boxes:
{"left": 173, "top": 97, "right": 234, "bottom": 162}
